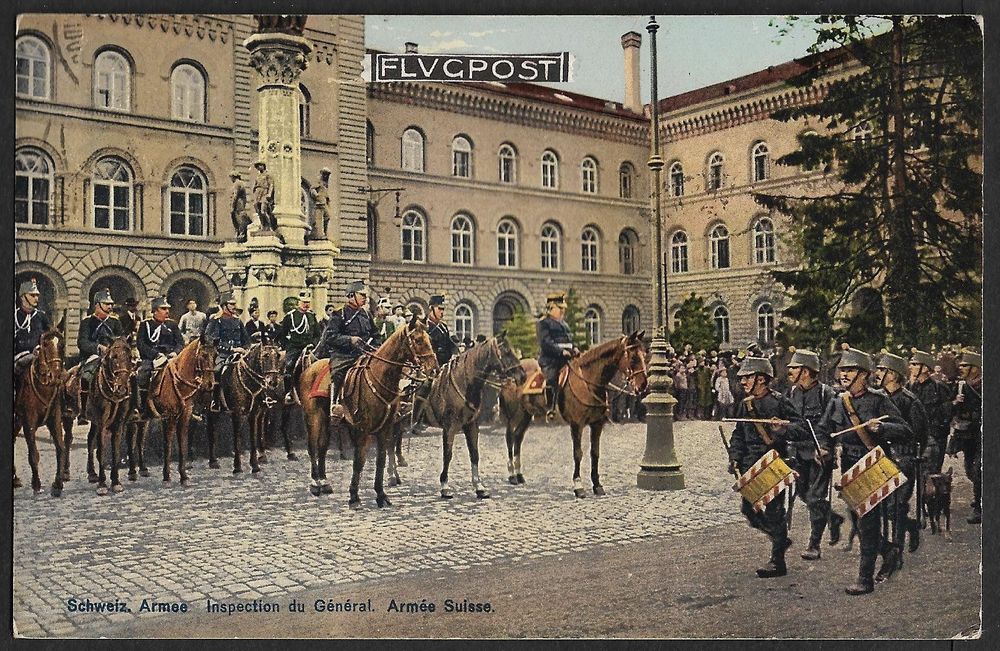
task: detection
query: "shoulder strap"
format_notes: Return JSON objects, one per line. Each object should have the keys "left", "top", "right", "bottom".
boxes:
{"left": 742, "top": 396, "right": 774, "bottom": 446}
{"left": 840, "top": 392, "right": 876, "bottom": 450}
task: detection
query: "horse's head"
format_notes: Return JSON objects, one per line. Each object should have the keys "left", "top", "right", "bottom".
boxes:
{"left": 102, "top": 336, "right": 135, "bottom": 393}
{"left": 405, "top": 312, "right": 439, "bottom": 379}
{"left": 491, "top": 330, "right": 527, "bottom": 384}
{"left": 619, "top": 330, "right": 648, "bottom": 395}
{"left": 194, "top": 333, "right": 218, "bottom": 391}
{"left": 257, "top": 342, "right": 285, "bottom": 396}
{"left": 37, "top": 327, "right": 65, "bottom": 385}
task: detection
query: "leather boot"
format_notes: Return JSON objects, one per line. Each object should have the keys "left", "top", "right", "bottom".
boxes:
{"left": 757, "top": 537, "right": 790, "bottom": 578}
{"left": 828, "top": 512, "right": 844, "bottom": 546}
{"left": 801, "top": 542, "right": 821, "bottom": 561}
{"left": 907, "top": 519, "right": 920, "bottom": 552}
{"left": 845, "top": 576, "right": 875, "bottom": 595}
{"left": 77, "top": 388, "right": 90, "bottom": 425}
{"left": 875, "top": 546, "right": 900, "bottom": 583}
{"left": 544, "top": 386, "right": 558, "bottom": 421}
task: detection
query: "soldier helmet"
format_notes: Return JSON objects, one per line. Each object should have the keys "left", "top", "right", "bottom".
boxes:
{"left": 297, "top": 290, "right": 311, "bottom": 302}
{"left": 267, "top": 309, "right": 279, "bottom": 317}
{"left": 229, "top": 170, "right": 242, "bottom": 179}
{"left": 93, "top": 288, "right": 114, "bottom": 305}
{"left": 958, "top": 349, "right": 982, "bottom": 368}
{"left": 545, "top": 292, "right": 567, "bottom": 308}
{"left": 219, "top": 291, "right": 237, "bottom": 306}
{"left": 151, "top": 296, "right": 172, "bottom": 310}
{"left": 736, "top": 356, "right": 774, "bottom": 378}
{"left": 346, "top": 280, "right": 367, "bottom": 296}
{"left": 429, "top": 294, "right": 447, "bottom": 307}
{"left": 909, "top": 348, "right": 936, "bottom": 368}
{"left": 876, "top": 352, "right": 908, "bottom": 378}
{"left": 837, "top": 347, "right": 873, "bottom": 372}
{"left": 254, "top": 161, "right": 267, "bottom": 170}
{"left": 18, "top": 278, "right": 41, "bottom": 296}
{"left": 787, "top": 349, "right": 821, "bottom": 373}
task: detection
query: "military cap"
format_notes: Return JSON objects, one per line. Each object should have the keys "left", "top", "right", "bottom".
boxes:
{"left": 346, "top": 280, "right": 367, "bottom": 296}
{"left": 93, "top": 288, "right": 115, "bottom": 304}
{"left": 958, "top": 349, "right": 982, "bottom": 367}
{"left": 737, "top": 356, "right": 774, "bottom": 378}
{"left": 297, "top": 290, "right": 312, "bottom": 302}
{"left": 18, "top": 278, "right": 40, "bottom": 295}
{"left": 877, "top": 352, "right": 909, "bottom": 378}
{"left": 393, "top": 302, "right": 405, "bottom": 311}
{"left": 787, "top": 349, "right": 821, "bottom": 372}
{"left": 151, "top": 297, "right": 171, "bottom": 310}
{"left": 229, "top": 170, "right": 242, "bottom": 179}
{"left": 837, "top": 347, "right": 873, "bottom": 371}
{"left": 545, "top": 292, "right": 567, "bottom": 307}
{"left": 219, "top": 291, "right": 237, "bottom": 305}
{"left": 909, "top": 348, "right": 936, "bottom": 368}
{"left": 254, "top": 161, "right": 267, "bottom": 169}
{"left": 429, "top": 294, "right": 447, "bottom": 307}
{"left": 319, "top": 166, "right": 332, "bottom": 175}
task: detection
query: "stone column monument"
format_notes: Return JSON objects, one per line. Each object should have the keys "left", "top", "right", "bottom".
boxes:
{"left": 219, "top": 15, "right": 339, "bottom": 316}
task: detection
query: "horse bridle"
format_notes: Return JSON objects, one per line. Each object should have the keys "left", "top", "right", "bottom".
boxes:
{"left": 567, "top": 339, "right": 647, "bottom": 409}
{"left": 475, "top": 338, "right": 522, "bottom": 388}
{"left": 161, "top": 340, "right": 216, "bottom": 405}
{"left": 611, "top": 342, "right": 648, "bottom": 397}
{"left": 361, "top": 326, "right": 437, "bottom": 384}
{"left": 24, "top": 335, "right": 63, "bottom": 407}
{"left": 95, "top": 341, "right": 132, "bottom": 403}
{"left": 234, "top": 343, "right": 284, "bottom": 411}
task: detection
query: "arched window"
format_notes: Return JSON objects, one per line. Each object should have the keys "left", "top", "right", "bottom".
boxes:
{"left": 713, "top": 306, "right": 730, "bottom": 344}
{"left": 170, "top": 63, "right": 205, "bottom": 122}
{"left": 92, "top": 156, "right": 133, "bottom": 231}
{"left": 454, "top": 303, "right": 475, "bottom": 342}
{"left": 452, "top": 135, "right": 472, "bottom": 178}
{"left": 498, "top": 144, "right": 517, "bottom": 184}
{"left": 618, "top": 228, "right": 638, "bottom": 275}
{"left": 757, "top": 303, "right": 776, "bottom": 345}
{"left": 619, "top": 162, "right": 634, "bottom": 199}
{"left": 853, "top": 122, "right": 873, "bottom": 145}
{"left": 581, "top": 156, "right": 598, "bottom": 193}
{"left": 451, "top": 213, "right": 474, "bottom": 266}
{"left": 401, "top": 128, "right": 424, "bottom": 172}
{"left": 670, "top": 230, "right": 689, "bottom": 273}
{"left": 669, "top": 161, "right": 685, "bottom": 197}
{"left": 298, "top": 84, "right": 311, "bottom": 137}
{"left": 366, "top": 121, "right": 375, "bottom": 168}
{"left": 708, "top": 152, "right": 724, "bottom": 191}
{"left": 16, "top": 35, "right": 50, "bottom": 100}
{"left": 581, "top": 226, "right": 599, "bottom": 272}
{"left": 541, "top": 150, "right": 559, "bottom": 189}
{"left": 169, "top": 166, "right": 207, "bottom": 236}
{"left": 93, "top": 50, "right": 130, "bottom": 111}
{"left": 622, "top": 305, "right": 641, "bottom": 334}
{"left": 709, "top": 224, "right": 730, "bottom": 269}
{"left": 753, "top": 217, "right": 776, "bottom": 264}
{"left": 497, "top": 218, "right": 518, "bottom": 268}
{"left": 401, "top": 209, "right": 425, "bottom": 262}
{"left": 15, "top": 148, "right": 53, "bottom": 225}
{"left": 751, "top": 141, "right": 770, "bottom": 183}
{"left": 584, "top": 307, "right": 601, "bottom": 347}
{"left": 540, "top": 222, "right": 561, "bottom": 270}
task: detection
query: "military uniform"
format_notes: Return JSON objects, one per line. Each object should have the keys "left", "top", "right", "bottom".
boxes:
{"left": 949, "top": 350, "right": 982, "bottom": 523}
{"left": 13, "top": 279, "right": 52, "bottom": 392}
{"left": 315, "top": 284, "right": 378, "bottom": 405}
{"left": 77, "top": 301, "right": 125, "bottom": 384}
{"left": 815, "top": 348, "right": 913, "bottom": 595}
{"left": 536, "top": 292, "right": 577, "bottom": 415}
{"left": 277, "top": 293, "right": 321, "bottom": 381}
{"left": 263, "top": 319, "right": 281, "bottom": 345}
{"left": 115, "top": 300, "right": 141, "bottom": 339}
{"left": 204, "top": 301, "right": 249, "bottom": 371}
{"left": 428, "top": 317, "right": 458, "bottom": 366}
{"left": 907, "top": 349, "right": 953, "bottom": 473}
{"left": 134, "top": 298, "right": 185, "bottom": 417}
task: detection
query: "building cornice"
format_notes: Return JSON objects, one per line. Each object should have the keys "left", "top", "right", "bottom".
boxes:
{"left": 86, "top": 14, "right": 234, "bottom": 45}
{"left": 15, "top": 227, "right": 226, "bottom": 253}
{"left": 369, "top": 82, "right": 650, "bottom": 147}
{"left": 371, "top": 260, "right": 653, "bottom": 286}
{"left": 17, "top": 99, "right": 235, "bottom": 140}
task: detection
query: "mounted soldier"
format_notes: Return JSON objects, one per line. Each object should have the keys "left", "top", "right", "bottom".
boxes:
{"left": 814, "top": 347, "right": 913, "bottom": 595}
{"left": 243, "top": 297, "right": 266, "bottom": 342}
{"left": 907, "top": 348, "right": 953, "bottom": 474}
{"left": 537, "top": 291, "right": 580, "bottom": 419}
{"left": 277, "top": 290, "right": 321, "bottom": 404}
{"left": 14, "top": 278, "right": 53, "bottom": 396}
{"left": 315, "top": 280, "right": 377, "bottom": 408}
{"left": 874, "top": 351, "right": 928, "bottom": 577}
{"left": 135, "top": 297, "right": 185, "bottom": 417}
{"left": 784, "top": 347, "right": 844, "bottom": 560}
{"left": 203, "top": 292, "right": 249, "bottom": 411}
{"left": 75, "top": 288, "right": 125, "bottom": 423}
{"left": 948, "top": 349, "right": 982, "bottom": 525}
{"left": 426, "top": 294, "right": 459, "bottom": 366}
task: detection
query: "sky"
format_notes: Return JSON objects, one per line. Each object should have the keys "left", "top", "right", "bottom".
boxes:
{"left": 366, "top": 15, "right": 825, "bottom": 104}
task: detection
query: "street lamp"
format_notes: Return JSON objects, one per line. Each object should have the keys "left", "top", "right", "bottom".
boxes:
{"left": 637, "top": 15, "right": 685, "bottom": 491}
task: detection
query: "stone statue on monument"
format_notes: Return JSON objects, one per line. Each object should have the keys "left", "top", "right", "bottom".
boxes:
{"left": 253, "top": 15, "right": 308, "bottom": 35}
{"left": 307, "top": 167, "right": 332, "bottom": 241}
{"left": 229, "top": 170, "right": 251, "bottom": 243}
{"left": 252, "top": 161, "right": 284, "bottom": 243}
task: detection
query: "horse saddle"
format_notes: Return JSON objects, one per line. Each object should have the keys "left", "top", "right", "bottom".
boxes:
{"left": 521, "top": 370, "right": 545, "bottom": 395}
{"left": 308, "top": 362, "right": 331, "bottom": 400}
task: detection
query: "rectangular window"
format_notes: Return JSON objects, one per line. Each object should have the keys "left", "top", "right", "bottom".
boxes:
{"left": 15, "top": 176, "right": 29, "bottom": 223}
{"left": 113, "top": 186, "right": 129, "bottom": 230}
{"left": 189, "top": 193, "right": 204, "bottom": 236}
{"left": 453, "top": 151, "right": 471, "bottom": 178}
{"left": 94, "top": 184, "right": 111, "bottom": 229}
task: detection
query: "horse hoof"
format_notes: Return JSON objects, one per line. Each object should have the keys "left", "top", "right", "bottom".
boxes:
{"left": 321, "top": 483, "right": 333, "bottom": 494}
{"left": 13, "top": 478, "right": 22, "bottom": 489}
{"left": 128, "top": 471, "right": 138, "bottom": 482}
{"left": 574, "top": 488, "right": 587, "bottom": 499}
{"left": 140, "top": 468, "right": 151, "bottom": 478}
{"left": 508, "top": 476, "right": 518, "bottom": 485}
{"left": 51, "top": 485, "right": 63, "bottom": 498}
{"left": 96, "top": 484, "right": 109, "bottom": 496}
{"left": 309, "top": 484, "right": 321, "bottom": 497}
{"left": 88, "top": 473, "right": 99, "bottom": 484}
{"left": 476, "top": 489, "right": 491, "bottom": 499}
{"left": 396, "top": 457, "right": 408, "bottom": 468}
{"left": 377, "top": 496, "right": 392, "bottom": 508}
{"left": 516, "top": 474, "right": 526, "bottom": 484}
{"left": 111, "top": 483, "right": 124, "bottom": 494}
{"left": 251, "top": 467, "right": 261, "bottom": 475}
{"left": 593, "top": 485, "right": 606, "bottom": 496}
{"left": 61, "top": 472, "right": 71, "bottom": 482}
{"left": 233, "top": 467, "right": 243, "bottom": 474}
{"left": 441, "top": 489, "right": 455, "bottom": 499}
{"left": 387, "top": 477, "right": 399, "bottom": 488}
{"left": 349, "top": 499, "right": 362, "bottom": 510}
{"left": 162, "top": 477, "right": 171, "bottom": 484}
{"left": 209, "top": 460, "right": 221, "bottom": 470}
{"left": 287, "top": 452, "right": 298, "bottom": 461}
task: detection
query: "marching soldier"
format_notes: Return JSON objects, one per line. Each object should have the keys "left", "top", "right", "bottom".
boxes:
{"left": 244, "top": 298, "right": 266, "bottom": 342}
{"left": 75, "top": 288, "right": 126, "bottom": 422}
{"left": 814, "top": 347, "right": 913, "bottom": 595}
{"left": 14, "top": 278, "right": 53, "bottom": 396}
{"left": 135, "top": 297, "right": 185, "bottom": 417}
{"left": 315, "top": 281, "right": 377, "bottom": 408}
{"left": 203, "top": 292, "right": 249, "bottom": 411}
{"left": 908, "top": 348, "right": 953, "bottom": 474}
{"left": 277, "top": 290, "right": 321, "bottom": 404}
{"left": 949, "top": 349, "right": 982, "bottom": 524}
{"left": 728, "top": 356, "right": 807, "bottom": 578}
{"left": 785, "top": 348, "right": 844, "bottom": 560}
{"left": 874, "top": 352, "right": 928, "bottom": 576}
{"left": 537, "top": 292, "right": 580, "bottom": 419}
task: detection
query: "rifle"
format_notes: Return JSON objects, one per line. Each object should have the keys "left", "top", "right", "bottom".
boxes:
{"left": 719, "top": 425, "right": 739, "bottom": 480}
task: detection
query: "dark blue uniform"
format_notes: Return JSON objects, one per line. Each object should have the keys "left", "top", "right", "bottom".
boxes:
{"left": 315, "top": 305, "right": 377, "bottom": 403}
{"left": 244, "top": 317, "right": 266, "bottom": 343}
{"left": 14, "top": 307, "right": 51, "bottom": 357}
{"left": 950, "top": 378, "right": 982, "bottom": 517}
{"left": 427, "top": 318, "right": 458, "bottom": 366}
{"left": 537, "top": 316, "right": 574, "bottom": 386}
{"left": 136, "top": 318, "right": 184, "bottom": 388}
{"left": 907, "top": 376, "right": 952, "bottom": 472}
{"left": 204, "top": 312, "right": 248, "bottom": 371}
{"left": 884, "top": 386, "right": 927, "bottom": 555}
{"left": 77, "top": 313, "right": 125, "bottom": 383}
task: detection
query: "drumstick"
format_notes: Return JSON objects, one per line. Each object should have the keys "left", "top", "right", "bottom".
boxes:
{"left": 722, "top": 417, "right": 791, "bottom": 425}
{"left": 829, "top": 415, "right": 890, "bottom": 438}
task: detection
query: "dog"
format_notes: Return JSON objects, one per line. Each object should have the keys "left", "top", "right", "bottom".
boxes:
{"left": 924, "top": 468, "right": 953, "bottom": 538}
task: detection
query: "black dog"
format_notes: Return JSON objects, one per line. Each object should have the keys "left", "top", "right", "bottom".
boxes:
{"left": 924, "top": 468, "right": 953, "bottom": 538}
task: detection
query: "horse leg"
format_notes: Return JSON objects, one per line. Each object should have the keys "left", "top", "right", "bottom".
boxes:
{"left": 590, "top": 422, "right": 606, "bottom": 496}
{"left": 137, "top": 421, "right": 150, "bottom": 477}
{"left": 375, "top": 434, "right": 391, "bottom": 508}
{"left": 109, "top": 412, "right": 125, "bottom": 493}
{"left": 95, "top": 420, "right": 111, "bottom": 496}
{"left": 305, "top": 403, "right": 325, "bottom": 495}
{"left": 386, "top": 437, "right": 401, "bottom": 488}
{"left": 465, "top": 421, "right": 490, "bottom": 499}
{"left": 24, "top": 420, "right": 43, "bottom": 493}
{"left": 279, "top": 406, "right": 296, "bottom": 460}
{"left": 317, "top": 412, "right": 332, "bottom": 494}
{"left": 395, "top": 422, "right": 407, "bottom": 467}
{"left": 505, "top": 415, "right": 516, "bottom": 484}
{"left": 86, "top": 421, "right": 99, "bottom": 483}
{"left": 61, "top": 415, "right": 73, "bottom": 482}
{"left": 440, "top": 426, "right": 456, "bottom": 499}
{"left": 571, "top": 424, "right": 586, "bottom": 498}
{"left": 207, "top": 410, "right": 221, "bottom": 470}
{"left": 232, "top": 410, "right": 245, "bottom": 474}
{"left": 249, "top": 410, "right": 261, "bottom": 473}
{"left": 47, "top": 412, "right": 65, "bottom": 497}
{"left": 349, "top": 434, "right": 368, "bottom": 509}
{"left": 162, "top": 417, "right": 175, "bottom": 483}
{"left": 514, "top": 411, "right": 530, "bottom": 484}
{"left": 126, "top": 419, "right": 139, "bottom": 481}
{"left": 178, "top": 410, "right": 193, "bottom": 484}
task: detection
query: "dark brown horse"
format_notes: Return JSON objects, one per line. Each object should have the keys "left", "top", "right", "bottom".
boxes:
{"left": 13, "top": 327, "right": 66, "bottom": 496}
{"left": 62, "top": 337, "right": 134, "bottom": 493}
{"left": 143, "top": 335, "right": 217, "bottom": 484}
{"left": 301, "top": 314, "right": 437, "bottom": 507}
{"left": 418, "top": 332, "right": 525, "bottom": 499}
{"left": 499, "top": 331, "right": 648, "bottom": 497}
{"left": 206, "top": 341, "right": 284, "bottom": 474}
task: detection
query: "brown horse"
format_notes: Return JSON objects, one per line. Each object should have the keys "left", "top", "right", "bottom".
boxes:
{"left": 300, "top": 313, "right": 437, "bottom": 508}
{"left": 419, "top": 332, "right": 526, "bottom": 499}
{"left": 143, "top": 335, "right": 217, "bottom": 484}
{"left": 13, "top": 327, "right": 66, "bottom": 496}
{"left": 499, "top": 331, "right": 648, "bottom": 497}
{"left": 62, "top": 337, "right": 134, "bottom": 493}
{"left": 206, "top": 341, "right": 284, "bottom": 474}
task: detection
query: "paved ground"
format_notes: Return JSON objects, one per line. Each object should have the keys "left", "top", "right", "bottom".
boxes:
{"left": 12, "top": 418, "right": 982, "bottom": 639}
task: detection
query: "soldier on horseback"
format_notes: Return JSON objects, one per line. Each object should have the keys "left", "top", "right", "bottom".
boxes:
{"left": 14, "top": 278, "right": 52, "bottom": 397}
{"left": 134, "top": 297, "right": 184, "bottom": 417}
{"left": 204, "top": 292, "right": 249, "bottom": 412}
{"left": 277, "top": 290, "right": 321, "bottom": 404}
{"left": 315, "top": 280, "right": 377, "bottom": 408}
{"left": 75, "top": 288, "right": 125, "bottom": 424}
{"left": 407, "top": 294, "right": 457, "bottom": 430}
{"left": 537, "top": 292, "right": 579, "bottom": 420}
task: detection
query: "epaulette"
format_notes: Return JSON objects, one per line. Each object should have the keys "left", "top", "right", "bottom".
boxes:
{"left": 108, "top": 313, "right": 119, "bottom": 319}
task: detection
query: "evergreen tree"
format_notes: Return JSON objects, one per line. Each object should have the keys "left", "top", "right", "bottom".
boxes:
{"left": 563, "top": 287, "right": 589, "bottom": 350}
{"left": 669, "top": 293, "right": 720, "bottom": 352}
{"left": 505, "top": 306, "right": 539, "bottom": 359}
{"left": 757, "top": 15, "right": 982, "bottom": 349}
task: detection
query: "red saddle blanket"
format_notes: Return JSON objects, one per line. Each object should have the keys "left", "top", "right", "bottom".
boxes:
{"left": 308, "top": 363, "right": 331, "bottom": 399}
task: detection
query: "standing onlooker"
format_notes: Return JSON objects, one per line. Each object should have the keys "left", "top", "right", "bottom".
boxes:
{"left": 178, "top": 299, "right": 207, "bottom": 344}
{"left": 696, "top": 360, "right": 714, "bottom": 420}
{"left": 714, "top": 367, "right": 734, "bottom": 419}
{"left": 672, "top": 360, "right": 688, "bottom": 420}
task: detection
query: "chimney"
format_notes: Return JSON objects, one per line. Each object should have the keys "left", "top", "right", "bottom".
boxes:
{"left": 405, "top": 42, "right": 418, "bottom": 54}
{"left": 621, "top": 31, "right": 642, "bottom": 114}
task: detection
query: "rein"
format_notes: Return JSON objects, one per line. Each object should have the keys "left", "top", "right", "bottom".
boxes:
{"left": 24, "top": 335, "right": 63, "bottom": 412}
{"left": 565, "top": 340, "right": 646, "bottom": 410}
{"left": 94, "top": 345, "right": 132, "bottom": 404}
{"left": 234, "top": 344, "right": 283, "bottom": 412}
{"left": 155, "top": 340, "right": 215, "bottom": 410}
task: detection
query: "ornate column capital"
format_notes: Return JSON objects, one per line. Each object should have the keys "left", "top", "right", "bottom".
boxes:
{"left": 245, "top": 33, "right": 312, "bottom": 87}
